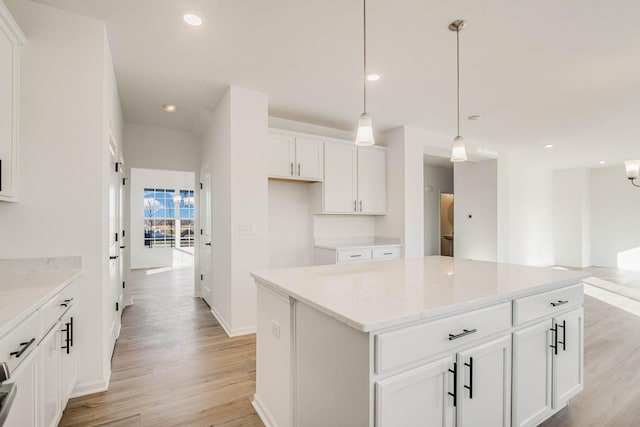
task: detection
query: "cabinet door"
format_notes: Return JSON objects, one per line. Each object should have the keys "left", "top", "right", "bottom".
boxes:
{"left": 40, "top": 329, "right": 61, "bottom": 427}
{"left": 457, "top": 335, "right": 511, "bottom": 427}
{"left": 294, "top": 137, "right": 323, "bottom": 181}
{"left": 60, "top": 312, "right": 76, "bottom": 407}
{"left": 323, "top": 143, "right": 357, "bottom": 213}
{"left": 552, "top": 308, "right": 583, "bottom": 408}
{"left": 0, "top": 25, "right": 16, "bottom": 200}
{"left": 4, "top": 357, "right": 37, "bottom": 427}
{"left": 376, "top": 356, "right": 454, "bottom": 427}
{"left": 512, "top": 321, "right": 552, "bottom": 427}
{"left": 268, "top": 135, "right": 295, "bottom": 178}
{"left": 357, "top": 148, "right": 386, "bottom": 214}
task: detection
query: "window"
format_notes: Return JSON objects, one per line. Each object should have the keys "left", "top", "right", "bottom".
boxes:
{"left": 178, "top": 190, "right": 195, "bottom": 248}
{"left": 144, "top": 188, "right": 176, "bottom": 248}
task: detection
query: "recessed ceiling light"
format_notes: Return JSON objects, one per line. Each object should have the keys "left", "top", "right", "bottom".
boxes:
{"left": 468, "top": 115, "right": 482, "bottom": 121}
{"left": 162, "top": 104, "right": 178, "bottom": 112}
{"left": 183, "top": 14, "right": 202, "bottom": 26}
{"left": 366, "top": 73, "right": 381, "bottom": 81}
{"left": 598, "top": 160, "right": 607, "bottom": 164}
{"left": 544, "top": 144, "right": 554, "bottom": 148}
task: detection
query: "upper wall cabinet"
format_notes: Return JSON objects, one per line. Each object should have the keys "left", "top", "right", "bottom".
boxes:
{"left": 268, "top": 132, "right": 323, "bottom": 181}
{"left": 0, "top": 1, "right": 25, "bottom": 202}
{"left": 315, "top": 143, "right": 386, "bottom": 215}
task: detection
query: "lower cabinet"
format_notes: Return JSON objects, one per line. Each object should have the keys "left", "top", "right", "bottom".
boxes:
{"left": 40, "top": 328, "right": 61, "bottom": 427}
{"left": 376, "top": 336, "right": 511, "bottom": 427}
{"left": 60, "top": 311, "right": 76, "bottom": 408}
{"left": 3, "top": 355, "right": 37, "bottom": 427}
{"left": 512, "top": 307, "right": 584, "bottom": 427}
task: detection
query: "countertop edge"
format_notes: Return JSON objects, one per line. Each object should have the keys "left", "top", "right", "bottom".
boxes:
{"left": 251, "top": 273, "right": 588, "bottom": 333}
{"left": 314, "top": 243, "right": 403, "bottom": 250}
{"left": 0, "top": 269, "right": 82, "bottom": 339}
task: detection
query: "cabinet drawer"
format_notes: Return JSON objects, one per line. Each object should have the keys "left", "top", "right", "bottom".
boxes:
{"left": 513, "top": 284, "right": 583, "bottom": 326}
{"left": 337, "top": 248, "right": 372, "bottom": 263}
{"left": 0, "top": 310, "right": 39, "bottom": 373}
{"left": 375, "top": 302, "right": 511, "bottom": 374}
{"left": 372, "top": 246, "right": 401, "bottom": 260}
{"left": 40, "top": 282, "right": 76, "bottom": 340}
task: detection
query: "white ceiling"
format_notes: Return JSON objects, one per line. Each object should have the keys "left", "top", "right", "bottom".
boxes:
{"left": 33, "top": 0, "right": 640, "bottom": 169}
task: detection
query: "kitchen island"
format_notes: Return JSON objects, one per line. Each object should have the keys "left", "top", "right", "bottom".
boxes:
{"left": 251, "top": 256, "right": 590, "bottom": 427}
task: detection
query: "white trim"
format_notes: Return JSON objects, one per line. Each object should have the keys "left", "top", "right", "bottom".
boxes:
{"left": 252, "top": 394, "right": 279, "bottom": 427}
{"left": 71, "top": 370, "right": 111, "bottom": 398}
{"left": 0, "top": 1, "right": 26, "bottom": 44}
{"left": 210, "top": 303, "right": 256, "bottom": 337}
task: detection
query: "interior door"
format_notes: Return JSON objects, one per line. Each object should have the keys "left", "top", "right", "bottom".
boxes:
{"left": 108, "top": 140, "right": 120, "bottom": 353}
{"left": 552, "top": 307, "right": 584, "bottom": 407}
{"left": 294, "top": 137, "right": 323, "bottom": 180}
{"left": 357, "top": 147, "right": 386, "bottom": 214}
{"left": 456, "top": 335, "right": 511, "bottom": 427}
{"left": 200, "top": 172, "right": 212, "bottom": 306}
{"left": 323, "top": 143, "right": 357, "bottom": 213}
{"left": 118, "top": 168, "right": 127, "bottom": 306}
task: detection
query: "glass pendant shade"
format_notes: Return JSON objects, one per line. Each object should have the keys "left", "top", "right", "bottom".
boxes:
{"left": 625, "top": 160, "right": 640, "bottom": 179}
{"left": 355, "top": 113, "right": 375, "bottom": 146}
{"left": 450, "top": 135, "right": 467, "bottom": 162}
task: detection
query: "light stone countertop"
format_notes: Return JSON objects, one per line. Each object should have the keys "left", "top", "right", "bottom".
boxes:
{"left": 314, "top": 237, "right": 402, "bottom": 250}
{"left": 0, "top": 257, "right": 81, "bottom": 338}
{"left": 251, "top": 256, "right": 590, "bottom": 332}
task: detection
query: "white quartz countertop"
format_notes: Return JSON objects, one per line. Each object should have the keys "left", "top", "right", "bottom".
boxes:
{"left": 314, "top": 237, "right": 402, "bottom": 250}
{"left": 251, "top": 256, "right": 590, "bottom": 332}
{"left": 0, "top": 257, "right": 81, "bottom": 338}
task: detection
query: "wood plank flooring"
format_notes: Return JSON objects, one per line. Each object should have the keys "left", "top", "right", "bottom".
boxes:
{"left": 60, "top": 266, "right": 640, "bottom": 426}
{"left": 59, "top": 267, "right": 263, "bottom": 427}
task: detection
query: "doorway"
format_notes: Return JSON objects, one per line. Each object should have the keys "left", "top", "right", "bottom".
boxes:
{"left": 440, "top": 193, "right": 454, "bottom": 256}
{"left": 424, "top": 155, "right": 454, "bottom": 256}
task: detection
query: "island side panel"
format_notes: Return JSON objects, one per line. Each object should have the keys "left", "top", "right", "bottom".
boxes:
{"left": 294, "top": 301, "right": 371, "bottom": 427}
{"left": 254, "top": 285, "right": 293, "bottom": 427}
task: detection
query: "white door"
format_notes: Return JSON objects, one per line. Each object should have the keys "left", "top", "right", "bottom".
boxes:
{"left": 118, "top": 171, "right": 127, "bottom": 306}
{"left": 323, "top": 143, "right": 357, "bottom": 213}
{"left": 357, "top": 147, "right": 386, "bottom": 214}
{"left": 268, "top": 135, "right": 295, "bottom": 178}
{"left": 294, "top": 137, "right": 323, "bottom": 180}
{"left": 376, "top": 356, "right": 455, "bottom": 427}
{"left": 4, "top": 359, "right": 37, "bottom": 427}
{"left": 457, "top": 335, "right": 511, "bottom": 427}
{"left": 200, "top": 172, "right": 212, "bottom": 306}
{"left": 512, "top": 320, "right": 553, "bottom": 427}
{"left": 552, "top": 308, "right": 584, "bottom": 408}
{"left": 108, "top": 142, "right": 121, "bottom": 353}
{"left": 40, "top": 329, "right": 61, "bottom": 427}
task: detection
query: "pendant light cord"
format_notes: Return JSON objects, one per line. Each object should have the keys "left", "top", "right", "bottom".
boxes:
{"left": 456, "top": 28, "right": 460, "bottom": 137}
{"left": 363, "top": 0, "right": 367, "bottom": 114}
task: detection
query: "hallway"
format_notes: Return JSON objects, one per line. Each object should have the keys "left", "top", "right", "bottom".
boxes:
{"left": 60, "top": 267, "right": 262, "bottom": 427}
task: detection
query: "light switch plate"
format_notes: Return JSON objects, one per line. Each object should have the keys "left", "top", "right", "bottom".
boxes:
{"left": 239, "top": 224, "right": 255, "bottom": 235}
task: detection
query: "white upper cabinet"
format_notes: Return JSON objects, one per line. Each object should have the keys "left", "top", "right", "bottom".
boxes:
{"left": 320, "top": 142, "right": 386, "bottom": 215}
{"left": 268, "top": 132, "right": 323, "bottom": 181}
{"left": 0, "top": 1, "right": 25, "bottom": 202}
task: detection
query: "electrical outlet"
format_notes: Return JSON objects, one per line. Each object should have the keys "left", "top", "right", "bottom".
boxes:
{"left": 239, "top": 224, "right": 255, "bottom": 236}
{"left": 271, "top": 320, "right": 280, "bottom": 338}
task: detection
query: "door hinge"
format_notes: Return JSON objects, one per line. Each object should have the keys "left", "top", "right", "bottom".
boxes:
{"left": 115, "top": 162, "right": 122, "bottom": 172}
{"left": 200, "top": 274, "right": 204, "bottom": 280}
{"left": 122, "top": 229, "right": 126, "bottom": 238}
{"left": 122, "top": 177, "right": 127, "bottom": 185}
{"left": 200, "top": 183, "right": 203, "bottom": 190}
{"left": 122, "top": 281, "right": 125, "bottom": 289}
{"left": 115, "top": 302, "right": 119, "bottom": 312}
{"left": 200, "top": 229, "right": 203, "bottom": 235}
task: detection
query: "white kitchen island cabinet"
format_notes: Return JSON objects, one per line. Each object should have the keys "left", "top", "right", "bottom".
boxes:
{"left": 251, "top": 256, "right": 589, "bottom": 427}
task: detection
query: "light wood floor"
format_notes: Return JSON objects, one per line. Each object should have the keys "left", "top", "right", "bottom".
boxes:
{"left": 59, "top": 267, "right": 263, "bottom": 427}
{"left": 60, "top": 266, "right": 640, "bottom": 426}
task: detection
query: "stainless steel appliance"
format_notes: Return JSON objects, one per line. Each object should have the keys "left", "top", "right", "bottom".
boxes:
{"left": 0, "top": 362, "right": 16, "bottom": 426}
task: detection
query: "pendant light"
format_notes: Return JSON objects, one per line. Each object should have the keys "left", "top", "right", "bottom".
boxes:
{"left": 449, "top": 19, "right": 468, "bottom": 162}
{"left": 625, "top": 160, "right": 640, "bottom": 187}
{"left": 355, "top": 0, "right": 375, "bottom": 146}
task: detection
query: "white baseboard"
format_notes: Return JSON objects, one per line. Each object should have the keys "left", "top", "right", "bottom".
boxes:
{"left": 252, "top": 394, "right": 279, "bottom": 427}
{"left": 71, "top": 369, "right": 111, "bottom": 398}
{"left": 210, "top": 304, "right": 256, "bottom": 337}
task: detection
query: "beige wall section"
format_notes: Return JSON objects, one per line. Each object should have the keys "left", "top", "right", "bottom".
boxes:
{"left": 1, "top": 0, "right": 123, "bottom": 394}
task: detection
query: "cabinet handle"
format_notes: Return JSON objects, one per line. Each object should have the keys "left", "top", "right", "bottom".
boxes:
{"left": 10, "top": 338, "right": 35, "bottom": 358}
{"left": 297, "top": 163, "right": 301, "bottom": 176}
{"left": 464, "top": 357, "right": 473, "bottom": 399}
{"left": 359, "top": 200, "right": 363, "bottom": 212}
{"left": 550, "top": 323, "right": 558, "bottom": 355}
{"left": 60, "top": 298, "right": 74, "bottom": 308}
{"left": 354, "top": 200, "right": 357, "bottom": 212}
{"left": 350, "top": 254, "right": 362, "bottom": 258}
{"left": 383, "top": 252, "right": 393, "bottom": 255}
{"left": 61, "top": 322, "right": 71, "bottom": 354}
{"left": 448, "top": 328, "right": 477, "bottom": 341}
{"left": 448, "top": 362, "right": 457, "bottom": 407}
{"left": 557, "top": 320, "right": 566, "bottom": 351}
{"left": 290, "top": 162, "right": 294, "bottom": 176}
{"left": 550, "top": 300, "right": 568, "bottom": 307}
{"left": 110, "top": 255, "right": 118, "bottom": 260}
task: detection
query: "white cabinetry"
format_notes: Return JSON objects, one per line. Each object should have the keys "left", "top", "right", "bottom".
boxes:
{"left": 376, "top": 356, "right": 454, "bottom": 427}
{"left": 313, "top": 244, "right": 402, "bottom": 265}
{"left": 60, "top": 309, "right": 76, "bottom": 408}
{"left": 552, "top": 308, "right": 583, "bottom": 407}
{"left": 319, "top": 143, "right": 386, "bottom": 215}
{"left": 40, "top": 328, "right": 61, "bottom": 427}
{"left": 0, "top": 1, "right": 25, "bottom": 202}
{"left": 3, "top": 355, "right": 36, "bottom": 427}
{"left": 268, "top": 133, "right": 323, "bottom": 181}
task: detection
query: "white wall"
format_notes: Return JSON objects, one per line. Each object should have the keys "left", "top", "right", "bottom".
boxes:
{"left": 130, "top": 168, "right": 195, "bottom": 269}
{"left": 268, "top": 180, "right": 312, "bottom": 269}
{"left": 553, "top": 169, "right": 591, "bottom": 267}
{"left": 591, "top": 166, "right": 640, "bottom": 269}
{"left": 200, "top": 86, "right": 269, "bottom": 336}
{"left": 314, "top": 215, "right": 376, "bottom": 240}
{"left": 423, "top": 164, "right": 453, "bottom": 255}
{"left": 1, "top": 0, "right": 122, "bottom": 394}
{"left": 454, "top": 160, "right": 498, "bottom": 261}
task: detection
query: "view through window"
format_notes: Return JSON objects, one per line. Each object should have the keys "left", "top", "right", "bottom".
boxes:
{"left": 144, "top": 188, "right": 195, "bottom": 248}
